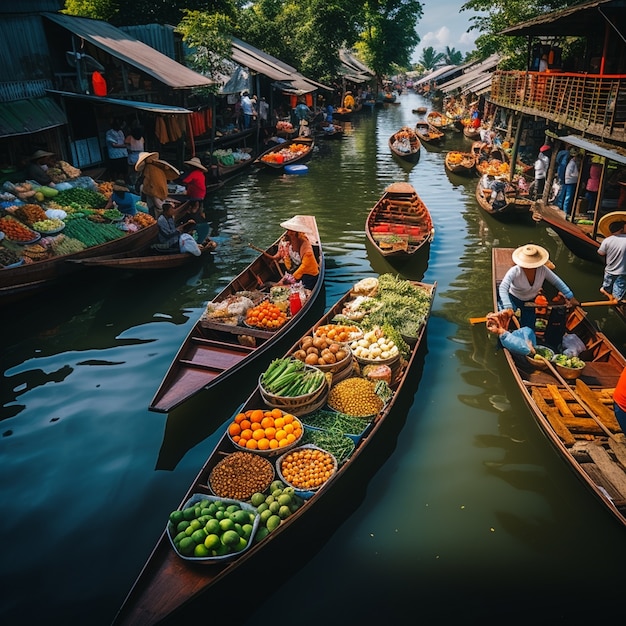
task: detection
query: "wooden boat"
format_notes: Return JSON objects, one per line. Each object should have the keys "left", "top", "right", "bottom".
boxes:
{"left": 68, "top": 244, "right": 214, "bottom": 270}
{"left": 332, "top": 107, "right": 354, "bottom": 121}
{"left": 413, "top": 106, "right": 428, "bottom": 115}
{"left": 444, "top": 150, "right": 476, "bottom": 176}
{"left": 415, "top": 120, "right": 444, "bottom": 144}
{"left": 317, "top": 122, "right": 344, "bottom": 139}
{"left": 388, "top": 127, "right": 421, "bottom": 163}
{"left": 113, "top": 275, "right": 436, "bottom": 625}
{"left": 253, "top": 138, "right": 314, "bottom": 170}
{"left": 365, "top": 182, "right": 434, "bottom": 260}
{"left": 0, "top": 223, "right": 158, "bottom": 307}
{"left": 533, "top": 201, "right": 603, "bottom": 264}
{"left": 377, "top": 92, "right": 397, "bottom": 105}
{"left": 148, "top": 215, "right": 324, "bottom": 413}
{"left": 426, "top": 110, "right": 452, "bottom": 131}
{"left": 463, "top": 123, "right": 481, "bottom": 140}
{"left": 475, "top": 175, "right": 534, "bottom": 221}
{"left": 491, "top": 247, "right": 626, "bottom": 528}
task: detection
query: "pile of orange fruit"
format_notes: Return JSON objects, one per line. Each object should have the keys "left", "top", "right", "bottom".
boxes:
{"left": 245, "top": 300, "right": 288, "bottom": 329}
{"left": 228, "top": 408, "right": 303, "bottom": 451}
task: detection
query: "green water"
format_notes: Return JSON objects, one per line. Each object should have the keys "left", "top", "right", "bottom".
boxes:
{"left": 1, "top": 92, "right": 625, "bottom": 626}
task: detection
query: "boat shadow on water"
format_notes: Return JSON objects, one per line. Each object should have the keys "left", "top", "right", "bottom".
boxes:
{"left": 364, "top": 238, "right": 430, "bottom": 282}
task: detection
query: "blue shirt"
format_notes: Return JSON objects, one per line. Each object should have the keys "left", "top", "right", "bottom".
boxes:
{"left": 110, "top": 190, "right": 136, "bottom": 215}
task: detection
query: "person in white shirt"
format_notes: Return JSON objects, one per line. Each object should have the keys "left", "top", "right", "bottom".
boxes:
{"left": 533, "top": 144, "right": 551, "bottom": 200}
{"left": 562, "top": 150, "right": 581, "bottom": 217}
{"left": 598, "top": 219, "right": 626, "bottom": 301}
{"left": 106, "top": 118, "right": 128, "bottom": 181}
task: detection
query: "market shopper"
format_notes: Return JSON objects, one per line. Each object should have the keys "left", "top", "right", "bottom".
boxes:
{"left": 562, "top": 150, "right": 581, "bottom": 217}
{"left": 106, "top": 118, "right": 129, "bottom": 182}
{"left": 597, "top": 216, "right": 626, "bottom": 302}
{"left": 25, "top": 149, "right": 56, "bottom": 187}
{"left": 240, "top": 91, "right": 256, "bottom": 130}
{"left": 532, "top": 144, "right": 551, "bottom": 200}
{"left": 585, "top": 156, "right": 603, "bottom": 212}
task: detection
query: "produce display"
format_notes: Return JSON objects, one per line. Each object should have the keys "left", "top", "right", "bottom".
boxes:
{"left": 277, "top": 445, "right": 337, "bottom": 491}
{"left": 167, "top": 495, "right": 259, "bottom": 560}
{"left": 260, "top": 358, "right": 326, "bottom": 397}
{"left": 245, "top": 300, "right": 288, "bottom": 330}
{"left": 209, "top": 451, "right": 275, "bottom": 500}
{"left": 248, "top": 480, "right": 305, "bottom": 542}
{"left": 32, "top": 218, "right": 65, "bottom": 234}
{"left": 300, "top": 426, "right": 356, "bottom": 464}
{"left": 350, "top": 327, "right": 399, "bottom": 362}
{"left": 260, "top": 142, "right": 311, "bottom": 164}
{"left": 0, "top": 216, "right": 38, "bottom": 242}
{"left": 314, "top": 323, "right": 362, "bottom": 343}
{"left": 292, "top": 334, "right": 350, "bottom": 367}
{"left": 552, "top": 354, "right": 585, "bottom": 369}
{"left": 327, "top": 376, "right": 384, "bottom": 417}
{"left": 227, "top": 408, "right": 303, "bottom": 452}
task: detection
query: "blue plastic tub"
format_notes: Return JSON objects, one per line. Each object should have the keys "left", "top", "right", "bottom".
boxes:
{"left": 284, "top": 164, "right": 308, "bottom": 175}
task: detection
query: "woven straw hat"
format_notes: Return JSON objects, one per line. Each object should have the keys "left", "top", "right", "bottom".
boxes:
{"left": 135, "top": 151, "right": 159, "bottom": 172}
{"left": 598, "top": 211, "right": 626, "bottom": 237}
{"left": 31, "top": 149, "right": 54, "bottom": 160}
{"left": 512, "top": 244, "right": 550, "bottom": 268}
{"left": 184, "top": 156, "right": 208, "bottom": 172}
{"left": 280, "top": 215, "right": 311, "bottom": 234}
{"left": 112, "top": 179, "right": 129, "bottom": 192}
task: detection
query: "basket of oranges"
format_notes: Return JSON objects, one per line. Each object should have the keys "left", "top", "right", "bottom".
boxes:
{"left": 227, "top": 408, "right": 304, "bottom": 456}
{"left": 244, "top": 300, "right": 289, "bottom": 331}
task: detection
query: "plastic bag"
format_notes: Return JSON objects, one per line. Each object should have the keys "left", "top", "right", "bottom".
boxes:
{"left": 562, "top": 333, "right": 586, "bottom": 357}
{"left": 179, "top": 233, "right": 201, "bottom": 256}
{"left": 499, "top": 326, "right": 536, "bottom": 355}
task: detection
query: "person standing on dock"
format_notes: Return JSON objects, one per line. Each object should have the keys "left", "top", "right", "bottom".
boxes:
{"left": 597, "top": 218, "right": 626, "bottom": 302}
{"left": 533, "top": 144, "right": 551, "bottom": 200}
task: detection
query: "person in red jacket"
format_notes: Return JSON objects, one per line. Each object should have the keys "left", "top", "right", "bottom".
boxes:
{"left": 613, "top": 368, "right": 626, "bottom": 432}
{"left": 178, "top": 157, "right": 208, "bottom": 222}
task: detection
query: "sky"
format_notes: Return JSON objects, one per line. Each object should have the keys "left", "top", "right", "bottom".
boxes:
{"left": 411, "top": 1, "right": 484, "bottom": 65}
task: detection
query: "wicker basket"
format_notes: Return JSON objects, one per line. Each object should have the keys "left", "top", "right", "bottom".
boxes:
{"left": 259, "top": 366, "right": 329, "bottom": 416}
{"left": 554, "top": 361, "right": 585, "bottom": 380}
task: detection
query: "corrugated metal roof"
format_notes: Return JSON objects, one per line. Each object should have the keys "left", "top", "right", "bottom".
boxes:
{"left": 47, "top": 90, "right": 192, "bottom": 114}
{"left": 43, "top": 13, "right": 214, "bottom": 89}
{"left": 438, "top": 55, "right": 501, "bottom": 94}
{"left": 560, "top": 135, "right": 626, "bottom": 165}
{"left": 500, "top": 0, "right": 621, "bottom": 37}
{"left": 0, "top": 97, "right": 67, "bottom": 137}
{"left": 414, "top": 65, "right": 458, "bottom": 86}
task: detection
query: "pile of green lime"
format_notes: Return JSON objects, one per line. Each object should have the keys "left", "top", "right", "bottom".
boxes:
{"left": 169, "top": 497, "right": 257, "bottom": 559}
{"left": 248, "top": 479, "right": 306, "bottom": 544}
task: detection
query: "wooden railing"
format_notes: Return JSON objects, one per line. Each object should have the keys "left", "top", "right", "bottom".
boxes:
{"left": 490, "top": 70, "right": 626, "bottom": 143}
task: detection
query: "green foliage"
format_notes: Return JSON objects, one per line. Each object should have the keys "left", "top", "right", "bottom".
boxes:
{"left": 443, "top": 46, "right": 463, "bottom": 65}
{"left": 418, "top": 46, "right": 444, "bottom": 71}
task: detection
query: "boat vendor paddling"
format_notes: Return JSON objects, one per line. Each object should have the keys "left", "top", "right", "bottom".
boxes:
{"left": 152, "top": 202, "right": 217, "bottom": 255}
{"left": 269, "top": 216, "right": 319, "bottom": 290}
{"left": 497, "top": 244, "right": 579, "bottom": 348}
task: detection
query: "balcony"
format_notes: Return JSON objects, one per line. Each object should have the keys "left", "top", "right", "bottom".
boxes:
{"left": 490, "top": 70, "right": 626, "bottom": 145}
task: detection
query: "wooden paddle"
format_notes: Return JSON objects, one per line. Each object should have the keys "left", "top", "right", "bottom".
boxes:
{"left": 469, "top": 299, "right": 619, "bottom": 325}
{"left": 537, "top": 356, "right": 621, "bottom": 442}
{"left": 248, "top": 242, "right": 284, "bottom": 277}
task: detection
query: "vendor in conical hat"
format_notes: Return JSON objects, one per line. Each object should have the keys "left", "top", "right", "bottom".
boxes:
{"left": 497, "top": 244, "right": 579, "bottom": 347}
{"left": 26, "top": 149, "right": 56, "bottom": 187}
{"left": 268, "top": 216, "right": 319, "bottom": 290}
{"left": 135, "top": 151, "right": 179, "bottom": 218}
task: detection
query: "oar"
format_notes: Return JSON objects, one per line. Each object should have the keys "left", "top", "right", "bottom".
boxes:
{"left": 470, "top": 299, "right": 619, "bottom": 324}
{"left": 248, "top": 242, "right": 283, "bottom": 278}
{"left": 538, "top": 356, "right": 620, "bottom": 442}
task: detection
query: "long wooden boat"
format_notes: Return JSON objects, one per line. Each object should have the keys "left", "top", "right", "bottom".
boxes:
{"left": 534, "top": 201, "right": 603, "bottom": 264}
{"left": 413, "top": 106, "right": 428, "bottom": 115}
{"left": 317, "top": 121, "right": 344, "bottom": 139}
{"left": 491, "top": 247, "right": 626, "bottom": 528}
{"left": 253, "top": 137, "right": 314, "bottom": 170}
{"left": 365, "top": 182, "right": 434, "bottom": 260}
{"left": 388, "top": 127, "right": 421, "bottom": 163}
{"left": 444, "top": 150, "right": 476, "bottom": 176}
{"left": 0, "top": 223, "right": 158, "bottom": 307}
{"left": 415, "top": 120, "right": 444, "bottom": 144}
{"left": 68, "top": 244, "right": 214, "bottom": 270}
{"left": 426, "top": 110, "right": 452, "bottom": 131}
{"left": 148, "top": 215, "right": 324, "bottom": 413}
{"left": 475, "top": 175, "right": 534, "bottom": 222}
{"left": 113, "top": 274, "right": 436, "bottom": 625}
{"left": 463, "top": 124, "right": 481, "bottom": 141}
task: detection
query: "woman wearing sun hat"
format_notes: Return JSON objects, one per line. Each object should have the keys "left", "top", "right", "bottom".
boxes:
{"left": 498, "top": 244, "right": 579, "bottom": 335}
{"left": 270, "top": 216, "right": 319, "bottom": 289}
{"left": 135, "top": 151, "right": 179, "bottom": 218}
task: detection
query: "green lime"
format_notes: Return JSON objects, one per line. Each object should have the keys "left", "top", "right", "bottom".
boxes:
{"left": 270, "top": 480, "right": 284, "bottom": 492}
{"left": 234, "top": 523, "right": 244, "bottom": 536}
{"left": 177, "top": 520, "right": 190, "bottom": 533}
{"left": 269, "top": 501, "right": 280, "bottom": 514}
{"left": 266, "top": 515, "right": 281, "bottom": 532}
{"left": 219, "top": 518, "right": 235, "bottom": 532}
{"left": 254, "top": 526, "right": 270, "bottom": 543}
{"left": 182, "top": 506, "right": 197, "bottom": 521}
{"left": 173, "top": 531, "right": 187, "bottom": 545}
{"left": 215, "top": 510, "right": 225, "bottom": 520}
{"left": 205, "top": 519, "right": 220, "bottom": 534}
{"left": 231, "top": 509, "right": 249, "bottom": 525}
{"left": 277, "top": 494, "right": 292, "bottom": 507}
{"left": 188, "top": 519, "right": 202, "bottom": 532}
{"left": 207, "top": 503, "right": 218, "bottom": 516}
{"left": 221, "top": 529, "right": 240, "bottom": 546}
{"left": 250, "top": 492, "right": 265, "bottom": 507}
{"left": 256, "top": 502, "right": 269, "bottom": 514}
{"left": 178, "top": 536, "right": 195, "bottom": 556}
{"left": 226, "top": 504, "right": 240, "bottom": 514}
{"left": 241, "top": 523, "right": 253, "bottom": 539}
{"left": 235, "top": 536, "right": 248, "bottom": 552}
{"left": 278, "top": 505, "right": 291, "bottom": 520}
{"left": 271, "top": 488, "right": 283, "bottom": 498}
{"left": 200, "top": 508, "right": 212, "bottom": 517}
{"left": 204, "top": 534, "right": 221, "bottom": 550}
{"left": 212, "top": 542, "right": 229, "bottom": 556}
{"left": 191, "top": 529, "right": 208, "bottom": 544}
{"left": 169, "top": 510, "right": 184, "bottom": 525}
{"left": 193, "top": 544, "right": 210, "bottom": 557}
{"left": 259, "top": 509, "right": 273, "bottom": 524}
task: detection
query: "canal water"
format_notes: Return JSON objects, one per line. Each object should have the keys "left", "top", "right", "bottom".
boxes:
{"left": 2, "top": 91, "right": 626, "bottom": 625}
